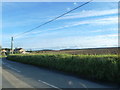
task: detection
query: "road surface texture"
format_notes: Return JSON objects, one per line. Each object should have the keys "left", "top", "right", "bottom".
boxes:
{"left": 1, "top": 58, "right": 119, "bottom": 89}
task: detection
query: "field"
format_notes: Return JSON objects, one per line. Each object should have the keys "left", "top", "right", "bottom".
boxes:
{"left": 7, "top": 54, "right": 120, "bottom": 83}
{"left": 30, "top": 47, "right": 119, "bottom": 55}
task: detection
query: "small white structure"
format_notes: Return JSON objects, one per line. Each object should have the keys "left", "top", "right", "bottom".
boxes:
{"left": 14, "top": 48, "right": 26, "bottom": 54}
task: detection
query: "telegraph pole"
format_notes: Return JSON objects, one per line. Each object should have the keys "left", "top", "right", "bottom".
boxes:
{"left": 11, "top": 37, "right": 14, "bottom": 54}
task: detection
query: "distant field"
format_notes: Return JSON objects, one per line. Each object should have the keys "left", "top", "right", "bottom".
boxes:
{"left": 30, "top": 47, "right": 119, "bottom": 55}
{"left": 7, "top": 54, "right": 120, "bottom": 83}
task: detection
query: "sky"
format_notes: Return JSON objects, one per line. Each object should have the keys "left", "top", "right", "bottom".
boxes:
{"left": 2, "top": 2, "right": 118, "bottom": 50}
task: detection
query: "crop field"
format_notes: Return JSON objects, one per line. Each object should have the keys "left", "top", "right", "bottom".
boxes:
{"left": 7, "top": 54, "right": 120, "bottom": 83}
{"left": 31, "top": 47, "right": 119, "bottom": 55}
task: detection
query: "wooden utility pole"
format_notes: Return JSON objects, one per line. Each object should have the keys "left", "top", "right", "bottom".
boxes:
{"left": 11, "top": 37, "right": 14, "bottom": 54}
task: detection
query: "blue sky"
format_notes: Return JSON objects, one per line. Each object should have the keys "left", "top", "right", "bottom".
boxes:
{"left": 2, "top": 2, "right": 118, "bottom": 50}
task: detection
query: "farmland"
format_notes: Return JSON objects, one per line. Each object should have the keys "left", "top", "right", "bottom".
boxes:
{"left": 30, "top": 47, "right": 119, "bottom": 55}
{"left": 7, "top": 53, "right": 120, "bottom": 83}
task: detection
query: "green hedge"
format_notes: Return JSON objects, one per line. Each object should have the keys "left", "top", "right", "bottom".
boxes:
{"left": 7, "top": 54, "right": 120, "bottom": 83}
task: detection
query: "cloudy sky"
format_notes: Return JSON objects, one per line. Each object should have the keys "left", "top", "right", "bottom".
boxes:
{"left": 2, "top": 2, "right": 118, "bottom": 50}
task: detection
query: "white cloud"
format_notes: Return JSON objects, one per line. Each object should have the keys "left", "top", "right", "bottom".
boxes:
{"left": 39, "top": 16, "right": 118, "bottom": 34}
{"left": 3, "top": 25, "right": 118, "bottom": 49}
{"left": 20, "top": 33, "right": 118, "bottom": 49}
{"left": 73, "top": 2, "right": 77, "bottom": 5}
{"left": 60, "top": 9, "right": 117, "bottom": 20}
{"left": 67, "top": 8, "right": 71, "bottom": 11}
{"left": 68, "top": 16, "right": 118, "bottom": 27}
{"left": 91, "top": 28, "right": 117, "bottom": 33}
{"left": 15, "top": 16, "right": 117, "bottom": 39}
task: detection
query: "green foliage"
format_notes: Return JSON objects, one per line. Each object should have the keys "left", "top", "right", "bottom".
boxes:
{"left": 7, "top": 54, "right": 119, "bottom": 83}
{"left": 0, "top": 55, "right": 7, "bottom": 58}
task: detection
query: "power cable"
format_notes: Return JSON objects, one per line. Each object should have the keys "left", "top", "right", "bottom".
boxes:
{"left": 14, "top": 0, "right": 93, "bottom": 37}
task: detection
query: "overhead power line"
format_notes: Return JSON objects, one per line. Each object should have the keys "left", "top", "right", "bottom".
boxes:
{"left": 14, "top": 0, "right": 93, "bottom": 37}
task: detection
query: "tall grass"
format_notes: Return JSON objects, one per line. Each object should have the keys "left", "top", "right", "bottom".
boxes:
{"left": 7, "top": 54, "right": 120, "bottom": 83}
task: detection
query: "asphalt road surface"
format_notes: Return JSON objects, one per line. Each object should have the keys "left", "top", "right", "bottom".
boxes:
{"left": 1, "top": 58, "right": 119, "bottom": 89}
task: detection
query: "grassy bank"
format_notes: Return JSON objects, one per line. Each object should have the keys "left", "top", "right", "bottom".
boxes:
{"left": 0, "top": 55, "right": 6, "bottom": 58}
{"left": 7, "top": 54, "right": 120, "bottom": 83}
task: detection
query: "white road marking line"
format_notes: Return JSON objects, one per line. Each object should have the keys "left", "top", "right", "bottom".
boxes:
{"left": 79, "top": 82, "right": 88, "bottom": 88}
{"left": 2, "top": 62, "right": 21, "bottom": 73}
{"left": 38, "top": 80, "right": 62, "bottom": 90}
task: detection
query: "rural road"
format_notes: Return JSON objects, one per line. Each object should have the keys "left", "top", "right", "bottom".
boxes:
{"left": 1, "top": 58, "right": 119, "bottom": 89}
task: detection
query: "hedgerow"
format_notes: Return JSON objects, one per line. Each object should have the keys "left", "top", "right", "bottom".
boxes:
{"left": 7, "top": 54, "right": 119, "bottom": 83}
